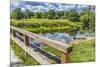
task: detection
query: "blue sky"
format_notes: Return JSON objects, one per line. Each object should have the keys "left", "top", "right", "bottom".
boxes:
{"left": 11, "top": 0, "right": 95, "bottom": 12}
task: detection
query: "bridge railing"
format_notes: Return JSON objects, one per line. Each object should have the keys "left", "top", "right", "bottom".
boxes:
{"left": 10, "top": 26, "right": 73, "bottom": 64}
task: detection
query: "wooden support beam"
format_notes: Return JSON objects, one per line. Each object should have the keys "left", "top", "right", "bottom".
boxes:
{"left": 12, "top": 30, "right": 16, "bottom": 37}
{"left": 61, "top": 47, "right": 73, "bottom": 63}
{"left": 24, "top": 35, "right": 29, "bottom": 46}
{"left": 24, "top": 35, "right": 29, "bottom": 58}
{"left": 61, "top": 52, "right": 70, "bottom": 63}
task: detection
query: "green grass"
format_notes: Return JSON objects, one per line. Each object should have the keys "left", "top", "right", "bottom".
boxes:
{"left": 42, "top": 40, "right": 95, "bottom": 63}
{"left": 11, "top": 41, "right": 39, "bottom": 65}
{"left": 24, "top": 26, "right": 71, "bottom": 33}
{"left": 11, "top": 19, "right": 81, "bottom": 29}
{"left": 42, "top": 45, "right": 61, "bottom": 57}
{"left": 71, "top": 40, "right": 95, "bottom": 62}
{"left": 11, "top": 19, "right": 81, "bottom": 35}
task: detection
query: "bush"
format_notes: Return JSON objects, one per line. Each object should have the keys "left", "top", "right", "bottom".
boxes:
{"left": 53, "top": 15, "right": 59, "bottom": 19}
{"left": 61, "top": 16, "right": 67, "bottom": 19}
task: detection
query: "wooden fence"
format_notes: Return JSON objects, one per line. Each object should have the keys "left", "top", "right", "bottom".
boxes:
{"left": 10, "top": 26, "right": 73, "bottom": 64}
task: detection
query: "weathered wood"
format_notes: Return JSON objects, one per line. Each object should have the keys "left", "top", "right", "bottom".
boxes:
{"left": 12, "top": 30, "right": 16, "bottom": 37}
{"left": 11, "top": 26, "right": 72, "bottom": 53}
{"left": 11, "top": 26, "right": 73, "bottom": 64}
{"left": 24, "top": 35, "right": 29, "bottom": 46}
{"left": 61, "top": 52, "right": 70, "bottom": 63}
{"left": 24, "top": 35, "right": 29, "bottom": 58}
{"left": 11, "top": 35, "right": 51, "bottom": 64}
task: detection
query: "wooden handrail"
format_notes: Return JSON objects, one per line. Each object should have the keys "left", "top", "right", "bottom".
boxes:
{"left": 10, "top": 26, "right": 73, "bottom": 63}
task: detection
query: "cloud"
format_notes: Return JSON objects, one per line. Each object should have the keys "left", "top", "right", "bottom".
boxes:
{"left": 10, "top": 1, "right": 94, "bottom": 12}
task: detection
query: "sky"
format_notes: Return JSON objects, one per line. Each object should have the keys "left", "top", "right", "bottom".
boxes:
{"left": 10, "top": 0, "right": 95, "bottom": 12}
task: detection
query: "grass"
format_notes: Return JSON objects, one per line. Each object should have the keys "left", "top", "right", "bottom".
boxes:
{"left": 24, "top": 26, "right": 71, "bottom": 33}
{"left": 11, "top": 41, "right": 39, "bottom": 66}
{"left": 42, "top": 39, "right": 95, "bottom": 63}
{"left": 70, "top": 40, "right": 95, "bottom": 62}
{"left": 42, "top": 45, "right": 61, "bottom": 58}
{"left": 11, "top": 19, "right": 81, "bottom": 35}
{"left": 11, "top": 19, "right": 81, "bottom": 29}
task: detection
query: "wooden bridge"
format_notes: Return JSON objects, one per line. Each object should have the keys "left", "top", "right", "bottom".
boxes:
{"left": 10, "top": 26, "right": 73, "bottom": 65}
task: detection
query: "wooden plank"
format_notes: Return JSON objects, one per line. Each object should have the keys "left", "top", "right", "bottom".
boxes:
{"left": 25, "top": 31, "right": 71, "bottom": 53}
{"left": 61, "top": 52, "right": 70, "bottom": 63}
{"left": 12, "top": 30, "right": 16, "bottom": 37}
{"left": 24, "top": 35, "right": 29, "bottom": 46}
{"left": 11, "top": 35, "right": 51, "bottom": 65}
{"left": 11, "top": 26, "right": 72, "bottom": 53}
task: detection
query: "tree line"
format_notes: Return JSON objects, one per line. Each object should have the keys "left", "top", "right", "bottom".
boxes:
{"left": 11, "top": 8, "right": 80, "bottom": 21}
{"left": 10, "top": 7, "right": 95, "bottom": 31}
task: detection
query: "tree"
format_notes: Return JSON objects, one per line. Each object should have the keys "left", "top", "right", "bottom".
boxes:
{"left": 42, "top": 12, "right": 47, "bottom": 19}
{"left": 35, "top": 12, "right": 42, "bottom": 19}
{"left": 67, "top": 9, "right": 80, "bottom": 21}
{"left": 80, "top": 11, "right": 95, "bottom": 31}
{"left": 57, "top": 11, "right": 64, "bottom": 18}
{"left": 23, "top": 9, "right": 33, "bottom": 19}
{"left": 53, "top": 15, "right": 59, "bottom": 19}
{"left": 11, "top": 8, "right": 24, "bottom": 19}
{"left": 47, "top": 10, "right": 55, "bottom": 19}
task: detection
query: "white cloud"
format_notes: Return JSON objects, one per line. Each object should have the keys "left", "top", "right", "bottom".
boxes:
{"left": 11, "top": 1, "right": 93, "bottom": 12}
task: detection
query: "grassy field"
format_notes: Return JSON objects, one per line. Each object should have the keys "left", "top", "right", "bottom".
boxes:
{"left": 11, "top": 19, "right": 81, "bottom": 28}
{"left": 11, "top": 19, "right": 81, "bottom": 35}
{"left": 11, "top": 39, "right": 95, "bottom": 65}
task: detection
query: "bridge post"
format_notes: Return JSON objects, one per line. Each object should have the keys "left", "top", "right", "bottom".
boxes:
{"left": 61, "top": 52, "right": 70, "bottom": 63}
{"left": 12, "top": 30, "right": 16, "bottom": 37}
{"left": 61, "top": 47, "right": 73, "bottom": 63}
{"left": 24, "top": 35, "right": 29, "bottom": 46}
{"left": 12, "top": 30, "right": 16, "bottom": 47}
{"left": 24, "top": 35, "right": 29, "bottom": 58}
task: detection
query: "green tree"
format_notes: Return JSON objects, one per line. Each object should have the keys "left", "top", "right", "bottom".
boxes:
{"left": 47, "top": 10, "right": 55, "bottom": 19}
{"left": 80, "top": 11, "right": 95, "bottom": 31}
{"left": 57, "top": 11, "right": 64, "bottom": 18}
{"left": 42, "top": 12, "right": 47, "bottom": 19}
{"left": 67, "top": 9, "right": 80, "bottom": 21}
{"left": 35, "top": 12, "right": 42, "bottom": 19}
{"left": 53, "top": 15, "right": 59, "bottom": 19}
{"left": 23, "top": 9, "right": 33, "bottom": 19}
{"left": 11, "top": 8, "right": 24, "bottom": 19}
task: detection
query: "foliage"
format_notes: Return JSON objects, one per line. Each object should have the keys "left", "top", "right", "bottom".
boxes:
{"left": 23, "top": 9, "right": 34, "bottom": 19}
{"left": 53, "top": 15, "right": 59, "bottom": 19}
{"left": 11, "top": 19, "right": 81, "bottom": 35}
{"left": 47, "top": 10, "right": 55, "bottom": 19}
{"left": 34, "top": 12, "right": 42, "bottom": 19}
{"left": 11, "top": 19, "right": 80, "bottom": 28}
{"left": 80, "top": 9, "right": 95, "bottom": 32}
{"left": 67, "top": 9, "right": 80, "bottom": 22}
{"left": 11, "top": 8, "right": 24, "bottom": 19}
{"left": 71, "top": 40, "right": 95, "bottom": 62}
